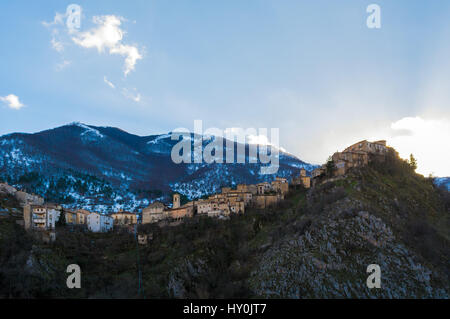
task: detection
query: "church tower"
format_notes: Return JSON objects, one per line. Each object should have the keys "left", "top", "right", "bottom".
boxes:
{"left": 173, "top": 194, "right": 181, "bottom": 209}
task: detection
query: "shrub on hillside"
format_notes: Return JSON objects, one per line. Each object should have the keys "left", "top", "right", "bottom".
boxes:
{"left": 403, "top": 215, "right": 450, "bottom": 270}
{"left": 371, "top": 148, "right": 413, "bottom": 176}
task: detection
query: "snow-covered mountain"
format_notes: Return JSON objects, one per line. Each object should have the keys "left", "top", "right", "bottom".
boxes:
{"left": 434, "top": 177, "right": 450, "bottom": 191}
{"left": 0, "top": 123, "right": 317, "bottom": 212}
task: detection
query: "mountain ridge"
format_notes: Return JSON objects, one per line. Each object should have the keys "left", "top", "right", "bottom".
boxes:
{"left": 0, "top": 122, "right": 316, "bottom": 212}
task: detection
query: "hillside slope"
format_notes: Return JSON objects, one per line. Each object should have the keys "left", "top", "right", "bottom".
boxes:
{"left": 0, "top": 149, "right": 448, "bottom": 298}
{"left": 249, "top": 149, "right": 449, "bottom": 298}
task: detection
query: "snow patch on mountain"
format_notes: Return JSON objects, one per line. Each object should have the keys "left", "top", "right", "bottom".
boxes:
{"left": 434, "top": 177, "right": 450, "bottom": 191}
{"left": 147, "top": 134, "right": 172, "bottom": 144}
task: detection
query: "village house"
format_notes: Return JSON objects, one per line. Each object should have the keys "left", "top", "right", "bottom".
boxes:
{"left": 87, "top": 212, "right": 114, "bottom": 233}
{"left": 169, "top": 203, "right": 194, "bottom": 220}
{"left": 271, "top": 177, "right": 290, "bottom": 197}
{"left": 64, "top": 208, "right": 91, "bottom": 226}
{"left": 65, "top": 209, "right": 77, "bottom": 225}
{"left": 111, "top": 211, "right": 138, "bottom": 226}
{"left": 75, "top": 209, "right": 91, "bottom": 225}
{"left": 292, "top": 168, "right": 311, "bottom": 189}
{"left": 229, "top": 200, "right": 245, "bottom": 214}
{"left": 196, "top": 200, "right": 212, "bottom": 215}
{"left": 23, "top": 204, "right": 59, "bottom": 231}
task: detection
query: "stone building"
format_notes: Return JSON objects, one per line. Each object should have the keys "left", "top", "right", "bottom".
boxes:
{"left": 344, "top": 140, "right": 387, "bottom": 154}
{"left": 312, "top": 140, "right": 389, "bottom": 179}
{"left": 197, "top": 200, "right": 212, "bottom": 215}
{"left": 169, "top": 205, "right": 194, "bottom": 220}
{"left": 221, "top": 187, "right": 232, "bottom": 194}
{"left": 332, "top": 140, "right": 388, "bottom": 176}
{"left": 237, "top": 184, "right": 257, "bottom": 195}
{"left": 291, "top": 168, "right": 311, "bottom": 189}
{"left": 142, "top": 202, "right": 167, "bottom": 224}
{"left": 253, "top": 194, "right": 280, "bottom": 209}
{"left": 229, "top": 200, "right": 245, "bottom": 214}
{"left": 271, "top": 177, "right": 290, "bottom": 196}
{"left": 111, "top": 211, "right": 138, "bottom": 225}
{"left": 173, "top": 193, "right": 181, "bottom": 209}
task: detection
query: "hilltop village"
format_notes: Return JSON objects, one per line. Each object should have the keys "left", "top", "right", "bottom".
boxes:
{"left": 1, "top": 140, "right": 389, "bottom": 243}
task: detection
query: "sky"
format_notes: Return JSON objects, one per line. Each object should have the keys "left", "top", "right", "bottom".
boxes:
{"left": 0, "top": 0, "right": 449, "bottom": 176}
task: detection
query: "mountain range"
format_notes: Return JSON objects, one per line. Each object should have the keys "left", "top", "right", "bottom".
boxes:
{"left": 0, "top": 123, "right": 315, "bottom": 212}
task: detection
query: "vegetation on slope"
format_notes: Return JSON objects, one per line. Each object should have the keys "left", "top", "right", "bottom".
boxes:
{"left": 0, "top": 149, "right": 448, "bottom": 298}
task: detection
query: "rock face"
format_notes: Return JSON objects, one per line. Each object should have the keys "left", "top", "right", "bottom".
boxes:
{"left": 250, "top": 206, "right": 448, "bottom": 298}
{"left": 249, "top": 153, "right": 450, "bottom": 299}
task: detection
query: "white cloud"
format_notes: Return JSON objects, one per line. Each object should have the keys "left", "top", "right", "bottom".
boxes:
{"left": 42, "top": 12, "right": 65, "bottom": 28}
{"left": 0, "top": 94, "right": 25, "bottom": 110}
{"left": 110, "top": 44, "right": 142, "bottom": 76}
{"left": 122, "top": 88, "right": 141, "bottom": 102}
{"left": 43, "top": 13, "right": 66, "bottom": 51}
{"left": 51, "top": 37, "right": 64, "bottom": 52}
{"left": 43, "top": 11, "right": 142, "bottom": 76}
{"left": 56, "top": 60, "right": 71, "bottom": 71}
{"left": 104, "top": 76, "right": 116, "bottom": 89}
{"left": 389, "top": 117, "right": 450, "bottom": 177}
{"left": 72, "top": 15, "right": 142, "bottom": 76}
{"left": 247, "top": 134, "right": 286, "bottom": 152}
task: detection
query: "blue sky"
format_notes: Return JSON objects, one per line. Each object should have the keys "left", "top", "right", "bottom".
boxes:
{"left": 1, "top": 1, "right": 449, "bottom": 176}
